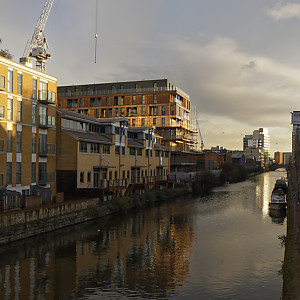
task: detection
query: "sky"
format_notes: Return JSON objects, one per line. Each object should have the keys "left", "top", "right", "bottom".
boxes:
{"left": 1, "top": 0, "right": 300, "bottom": 155}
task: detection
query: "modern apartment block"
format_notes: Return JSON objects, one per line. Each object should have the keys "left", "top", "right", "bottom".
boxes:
{"left": 57, "top": 79, "right": 198, "bottom": 172}
{"left": 243, "top": 128, "right": 270, "bottom": 166}
{"left": 56, "top": 109, "right": 170, "bottom": 200}
{"left": 0, "top": 56, "right": 57, "bottom": 209}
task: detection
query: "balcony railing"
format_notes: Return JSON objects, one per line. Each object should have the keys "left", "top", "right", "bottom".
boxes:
{"left": 38, "top": 90, "right": 56, "bottom": 104}
{"left": 39, "top": 144, "right": 55, "bottom": 157}
{"left": 39, "top": 172, "right": 55, "bottom": 185}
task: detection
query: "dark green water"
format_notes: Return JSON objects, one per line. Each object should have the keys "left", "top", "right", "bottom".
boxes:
{"left": 0, "top": 171, "right": 286, "bottom": 299}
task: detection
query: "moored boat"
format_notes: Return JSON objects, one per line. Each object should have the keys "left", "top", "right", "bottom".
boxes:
{"left": 269, "top": 188, "right": 287, "bottom": 211}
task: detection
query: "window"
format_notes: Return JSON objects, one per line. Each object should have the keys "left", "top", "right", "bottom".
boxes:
{"left": 87, "top": 172, "right": 91, "bottom": 184}
{"left": 154, "top": 82, "right": 158, "bottom": 91}
{"left": 137, "top": 148, "right": 142, "bottom": 156}
{"left": 7, "top": 98, "right": 13, "bottom": 121}
{"left": 7, "top": 131, "right": 12, "bottom": 152}
{"left": 32, "top": 162, "right": 36, "bottom": 183}
{"left": 142, "top": 95, "right": 146, "bottom": 104}
{"left": 80, "top": 172, "right": 84, "bottom": 184}
{"left": 17, "top": 73, "right": 23, "bottom": 95}
{"left": 39, "top": 105, "right": 47, "bottom": 126}
{"left": 32, "top": 134, "right": 36, "bottom": 153}
{"left": 17, "top": 100, "right": 22, "bottom": 122}
{"left": 32, "top": 78, "right": 37, "bottom": 99}
{"left": 16, "top": 162, "right": 21, "bottom": 184}
{"left": 132, "top": 95, "right": 136, "bottom": 105}
{"left": 142, "top": 118, "right": 145, "bottom": 126}
{"left": 142, "top": 106, "right": 146, "bottom": 116}
{"left": 162, "top": 106, "right": 166, "bottom": 116}
{"left": 0, "top": 174, "right": 3, "bottom": 187}
{"left": 115, "top": 108, "right": 119, "bottom": 117}
{"left": 91, "top": 97, "right": 101, "bottom": 107}
{"left": 153, "top": 94, "right": 157, "bottom": 104}
{"left": 115, "top": 146, "right": 120, "bottom": 155}
{"left": 122, "top": 146, "right": 125, "bottom": 155}
{"left": 16, "top": 131, "right": 22, "bottom": 153}
{"left": 0, "top": 140, "right": 4, "bottom": 152}
{"left": 103, "top": 144, "right": 110, "bottom": 154}
{"left": 7, "top": 70, "right": 13, "bottom": 93}
{"left": 132, "top": 119, "right": 136, "bottom": 127}
{"left": 155, "top": 150, "right": 160, "bottom": 157}
{"left": 6, "top": 162, "right": 12, "bottom": 185}
{"left": 96, "top": 109, "right": 100, "bottom": 118}
{"left": 0, "top": 106, "right": 4, "bottom": 118}
{"left": 32, "top": 103, "right": 37, "bottom": 124}
{"left": 39, "top": 81, "right": 48, "bottom": 100}
{"left": 120, "top": 107, "right": 125, "bottom": 117}
{"left": 115, "top": 171, "right": 118, "bottom": 180}
{"left": 106, "top": 97, "right": 109, "bottom": 106}
{"left": 130, "top": 148, "right": 135, "bottom": 156}
{"left": 80, "top": 142, "right": 87, "bottom": 153}
{"left": 39, "top": 134, "right": 47, "bottom": 154}
{"left": 153, "top": 118, "right": 157, "bottom": 126}
{"left": 91, "top": 143, "right": 100, "bottom": 153}
{"left": 171, "top": 105, "right": 175, "bottom": 115}
{"left": 162, "top": 118, "right": 165, "bottom": 126}
{"left": 109, "top": 171, "right": 112, "bottom": 180}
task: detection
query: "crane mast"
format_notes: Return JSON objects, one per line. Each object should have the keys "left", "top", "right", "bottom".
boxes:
{"left": 196, "top": 120, "right": 205, "bottom": 151}
{"left": 20, "top": 0, "right": 54, "bottom": 72}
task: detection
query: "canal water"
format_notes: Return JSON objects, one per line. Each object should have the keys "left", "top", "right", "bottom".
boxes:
{"left": 0, "top": 171, "right": 287, "bottom": 300}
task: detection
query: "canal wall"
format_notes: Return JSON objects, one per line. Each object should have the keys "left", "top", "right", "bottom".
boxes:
{"left": 0, "top": 198, "right": 111, "bottom": 245}
{"left": 0, "top": 187, "right": 186, "bottom": 246}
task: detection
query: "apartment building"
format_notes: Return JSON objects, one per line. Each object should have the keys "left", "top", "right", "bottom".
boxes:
{"left": 56, "top": 109, "right": 170, "bottom": 200}
{"left": 0, "top": 56, "right": 57, "bottom": 210}
{"left": 57, "top": 79, "right": 198, "bottom": 172}
{"left": 243, "top": 128, "right": 270, "bottom": 167}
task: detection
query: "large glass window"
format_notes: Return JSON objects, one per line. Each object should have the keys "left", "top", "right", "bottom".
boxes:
{"left": 16, "top": 162, "right": 21, "bottom": 184}
{"left": 32, "top": 133, "right": 36, "bottom": 153}
{"left": 0, "top": 106, "right": 4, "bottom": 118}
{"left": 7, "top": 98, "right": 13, "bottom": 121}
{"left": 7, "top": 70, "right": 13, "bottom": 93}
{"left": 17, "top": 100, "right": 22, "bottom": 122}
{"left": 39, "top": 81, "right": 48, "bottom": 100}
{"left": 6, "top": 162, "right": 12, "bottom": 185}
{"left": 39, "top": 134, "right": 47, "bottom": 154}
{"left": 32, "top": 103, "right": 37, "bottom": 124}
{"left": 17, "top": 73, "right": 23, "bottom": 95}
{"left": 32, "top": 78, "right": 37, "bottom": 99}
{"left": 39, "top": 105, "right": 47, "bottom": 126}
{"left": 103, "top": 144, "right": 110, "bottom": 154}
{"left": 31, "top": 162, "right": 36, "bottom": 183}
{"left": 7, "top": 131, "right": 12, "bottom": 152}
{"left": 16, "top": 131, "right": 22, "bottom": 153}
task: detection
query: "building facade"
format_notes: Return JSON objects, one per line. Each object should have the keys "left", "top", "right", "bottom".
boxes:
{"left": 243, "top": 128, "right": 270, "bottom": 166}
{"left": 0, "top": 56, "right": 57, "bottom": 209}
{"left": 57, "top": 79, "right": 198, "bottom": 172}
{"left": 56, "top": 109, "right": 170, "bottom": 200}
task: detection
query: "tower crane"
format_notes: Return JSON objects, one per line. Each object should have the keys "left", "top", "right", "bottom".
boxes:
{"left": 196, "top": 120, "right": 205, "bottom": 151}
{"left": 19, "top": 0, "right": 54, "bottom": 72}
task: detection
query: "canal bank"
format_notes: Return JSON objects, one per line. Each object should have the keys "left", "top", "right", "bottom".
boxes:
{"left": 282, "top": 166, "right": 300, "bottom": 300}
{"left": 0, "top": 187, "right": 186, "bottom": 246}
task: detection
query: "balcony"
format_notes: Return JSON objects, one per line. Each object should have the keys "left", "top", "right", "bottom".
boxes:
{"left": 38, "top": 90, "right": 56, "bottom": 104}
{"left": 39, "top": 144, "right": 55, "bottom": 157}
{"left": 39, "top": 172, "right": 55, "bottom": 185}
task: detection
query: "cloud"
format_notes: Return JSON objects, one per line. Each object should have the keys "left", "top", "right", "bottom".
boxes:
{"left": 267, "top": 2, "right": 300, "bottom": 20}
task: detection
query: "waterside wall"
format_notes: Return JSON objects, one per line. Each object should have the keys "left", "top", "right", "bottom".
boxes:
{"left": 0, "top": 198, "right": 110, "bottom": 245}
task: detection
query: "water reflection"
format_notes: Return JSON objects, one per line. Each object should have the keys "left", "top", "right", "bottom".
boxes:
{"left": 0, "top": 171, "right": 287, "bottom": 300}
{"left": 0, "top": 203, "right": 196, "bottom": 300}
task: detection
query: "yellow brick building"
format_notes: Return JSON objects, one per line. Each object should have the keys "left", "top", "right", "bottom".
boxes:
{"left": 0, "top": 56, "right": 57, "bottom": 209}
{"left": 56, "top": 109, "right": 170, "bottom": 199}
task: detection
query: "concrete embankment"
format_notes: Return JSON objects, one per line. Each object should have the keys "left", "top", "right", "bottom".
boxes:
{"left": 0, "top": 187, "right": 186, "bottom": 246}
{"left": 282, "top": 166, "right": 300, "bottom": 300}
